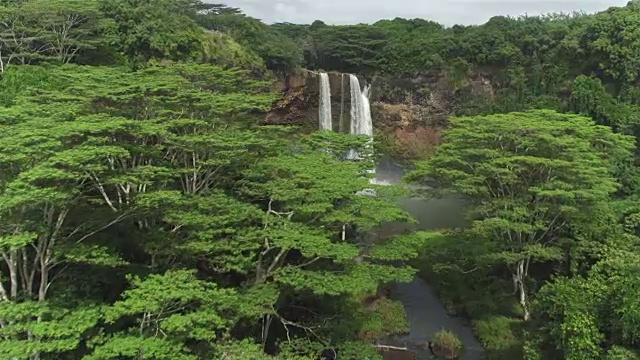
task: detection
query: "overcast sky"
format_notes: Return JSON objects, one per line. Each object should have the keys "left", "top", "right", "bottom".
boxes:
{"left": 211, "top": 0, "right": 629, "bottom": 26}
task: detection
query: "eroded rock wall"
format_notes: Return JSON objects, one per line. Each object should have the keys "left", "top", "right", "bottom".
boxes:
{"left": 265, "top": 69, "right": 355, "bottom": 131}
{"left": 264, "top": 68, "right": 495, "bottom": 159}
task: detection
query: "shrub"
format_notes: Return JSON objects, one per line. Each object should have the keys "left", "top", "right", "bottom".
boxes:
{"left": 473, "top": 316, "right": 523, "bottom": 359}
{"left": 605, "top": 346, "right": 640, "bottom": 360}
{"left": 198, "top": 31, "right": 266, "bottom": 73}
{"left": 431, "top": 329, "right": 463, "bottom": 359}
{"left": 358, "top": 298, "right": 409, "bottom": 341}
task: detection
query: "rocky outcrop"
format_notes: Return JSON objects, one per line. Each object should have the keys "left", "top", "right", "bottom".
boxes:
{"left": 370, "top": 71, "right": 495, "bottom": 128}
{"left": 264, "top": 68, "right": 495, "bottom": 159}
{"left": 265, "top": 69, "right": 355, "bottom": 131}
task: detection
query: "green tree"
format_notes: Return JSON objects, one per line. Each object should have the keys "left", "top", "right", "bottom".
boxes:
{"left": 98, "top": 0, "right": 203, "bottom": 66}
{"left": 561, "top": 4, "right": 640, "bottom": 85}
{"left": 24, "top": 0, "right": 108, "bottom": 63}
{"left": 0, "top": 61, "right": 424, "bottom": 359}
{"left": 198, "top": 30, "right": 266, "bottom": 72}
{"left": 531, "top": 233, "right": 640, "bottom": 360}
{"left": 0, "top": 0, "right": 109, "bottom": 72}
{"left": 196, "top": 10, "right": 303, "bottom": 72}
{"left": 570, "top": 75, "right": 630, "bottom": 130}
{"left": 0, "top": 62, "right": 276, "bottom": 358}
{"left": 407, "top": 110, "right": 635, "bottom": 321}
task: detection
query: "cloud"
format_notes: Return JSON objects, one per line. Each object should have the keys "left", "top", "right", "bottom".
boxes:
{"left": 209, "top": 0, "right": 628, "bottom": 26}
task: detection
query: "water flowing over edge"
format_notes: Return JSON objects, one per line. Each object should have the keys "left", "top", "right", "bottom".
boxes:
{"left": 347, "top": 75, "right": 373, "bottom": 161}
{"left": 348, "top": 74, "right": 373, "bottom": 136}
{"left": 318, "top": 72, "right": 332, "bottom": 131}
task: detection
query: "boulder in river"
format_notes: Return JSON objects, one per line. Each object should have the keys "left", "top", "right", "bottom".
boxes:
{"left": 431, "top": 329, "right": 463, "bottom": 359}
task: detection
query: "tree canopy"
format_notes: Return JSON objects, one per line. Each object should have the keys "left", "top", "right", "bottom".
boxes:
{"left": 3, "top": 0, "right": 640, "bottom": 359}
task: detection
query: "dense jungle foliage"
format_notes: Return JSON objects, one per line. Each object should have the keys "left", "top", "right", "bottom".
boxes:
{"left": 1, "top": 0, "right": 640, "bottom": 359}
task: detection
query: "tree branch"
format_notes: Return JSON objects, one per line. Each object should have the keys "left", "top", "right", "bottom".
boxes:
{"left": 295, "top": 256, "right": 321, "bottom": 268}
{"left": 74, "top": 211, "right": 132, "bottom": 244}
{"left": 273, "top": 311, "right": 329, "bottom": 345}
{"left": 90, "top": 171, "right": 118, "bottom": 212}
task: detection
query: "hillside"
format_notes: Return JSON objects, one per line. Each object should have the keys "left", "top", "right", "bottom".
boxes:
{"left": 0, "top": 1, "right": 640, "bottom": 360}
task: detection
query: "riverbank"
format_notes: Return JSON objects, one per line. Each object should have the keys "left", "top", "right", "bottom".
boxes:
{"left": 354, "top": 289, "right": 410, "bottom": 343}
{"left": 413, "top": 249, "right": 525, "bottom": 360}
{"left": 373, "top": 156, "right": 486, "bottom": 359}
{"left": 374, "top": 155, "right": 524, "bottom": 359}
{"left": 388, "top": 277, "right": 484, "bottom": 360}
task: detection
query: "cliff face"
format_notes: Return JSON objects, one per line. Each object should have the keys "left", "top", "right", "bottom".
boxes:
{"left": 264, "top": 69, "right": 495, "bottom": 159}
{"left": 370, "top": 71, "right": 495, "bottom": 127}
{"left": 265, "top": 69, "right": 358, "bottom": 132}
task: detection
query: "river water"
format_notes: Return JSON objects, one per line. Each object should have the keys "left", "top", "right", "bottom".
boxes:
{"left": 373, "top": 156, "right": 483, "bottom": 360}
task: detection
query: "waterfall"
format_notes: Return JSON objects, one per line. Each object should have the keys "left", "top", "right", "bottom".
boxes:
{"left": 348, "top": 74, "right": 362, "bottom": 135}
{"left": 347, "top": 74, "right": 373, "bottom": 160}
{"left": 360, "top": 84, "right": 373, "bottom": 136}
{"left": 318, "top": 72, "right": 332, "bottom": 131}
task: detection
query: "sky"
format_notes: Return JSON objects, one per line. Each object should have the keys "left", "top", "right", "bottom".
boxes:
{"left": 211, "top": 0, "right": 629, "bottom": 26}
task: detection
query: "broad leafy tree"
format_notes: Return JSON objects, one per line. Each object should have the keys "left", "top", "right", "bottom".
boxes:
{"left": 0, "top": 0, "right": 108, "bottom": 72}
{"left": 0, "top": 60, "right": 424, "bottom": 359}
{"left": 407, "top": 110, "right": 635, "bottom": 320}
{"left": 98, "top": 0, "right": 203, "bottom": 66}
{"left": 531, "top": 233, "right": 640, "bottom": 359}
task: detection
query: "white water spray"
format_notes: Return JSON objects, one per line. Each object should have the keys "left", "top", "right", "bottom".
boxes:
{"left": 347, "top": 74, "right": 373, "bottom": 160}
{"left": 348, "top": 75, "right": 373, "bottom": 136}
{"left": 360, "top": 84, "right": 373, "bottom": 136}
{"left": 318, "top": 72, "right": 332, "bottom": 131}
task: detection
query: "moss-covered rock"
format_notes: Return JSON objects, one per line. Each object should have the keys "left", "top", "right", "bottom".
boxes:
{"left": 431, "top": 329, "right": 463, "bottom": 359}
{"left": 357, "top": 297, "right": 409, "bottom": 342}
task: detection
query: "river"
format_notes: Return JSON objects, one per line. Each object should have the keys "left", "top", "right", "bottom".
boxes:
{"left": 373, "top": 156, "right": 483, "bottom": 360}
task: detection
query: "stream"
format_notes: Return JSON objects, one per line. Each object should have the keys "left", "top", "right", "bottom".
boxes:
{"left": 373, "top": 156, "right": 484, "bottom": 360}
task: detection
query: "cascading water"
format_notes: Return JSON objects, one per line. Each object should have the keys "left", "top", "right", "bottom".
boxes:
{"left": 349, "top": 74, "right": 363, "bottom": 136}
{"left": 347, "top": 74, "right": 373, "bottom": 161}
{"left": 360, "top": 84, "right": 373, "bottom": 136}
{"left": 318, "top": 72, "right": 332, "bottom": 131}
{"left": 348, "top": 74, "right": 373, "bottom": 136}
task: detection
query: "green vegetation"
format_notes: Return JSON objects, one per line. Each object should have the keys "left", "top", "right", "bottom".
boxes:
{"left": 432, "top": 329, "right": 464, "bottom": 359}
{"left": 2, "top": 0, "right": 640, "bottom": 359}
{"left": 0, "top": 1, "right": 433, "bottom": 359}
{"left": 357, "top": 297, "right": 409, "bottom": 342}
{"left": 473, "top": 316, "right": 523, "bottom": 359}
{"left": 269, "top": 1, "right": 640, "bottom": 122}
{"left": 408, "top": 109, "right": 640, "bottom": 359}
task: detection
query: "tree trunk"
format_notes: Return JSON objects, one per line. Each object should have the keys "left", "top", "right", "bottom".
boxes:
{"left": 514, "top": 260, "right": 530, "bottom": 321}
{"left": 8, "top": 250, "right": 18, "bottom": 299}
{"left": 38, "top": 260, "right": 48, "bottom": 302}
{"left": 261, "top": 314, "right": 273, "bottom": 349}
